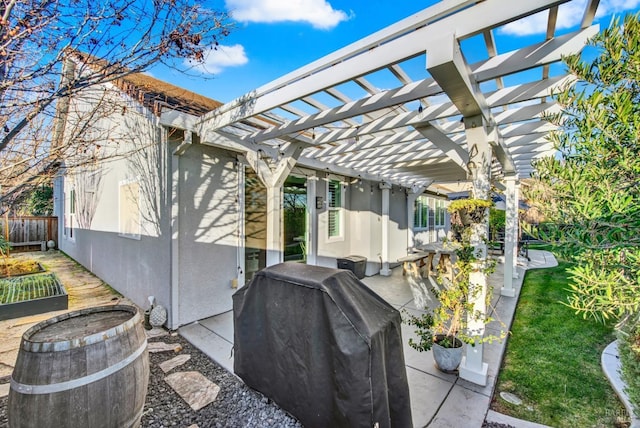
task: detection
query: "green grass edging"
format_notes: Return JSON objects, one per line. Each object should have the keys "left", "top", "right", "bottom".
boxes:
{"left": 618, "top": 321, "right": 640, "bottom": 418}
{"left": 492, "top": 262, "right": 629, "bottom": 427}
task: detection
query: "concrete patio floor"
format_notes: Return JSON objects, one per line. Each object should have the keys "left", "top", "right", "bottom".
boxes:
{"left": 180, "top": 249, "right": 558, "bottom": 428}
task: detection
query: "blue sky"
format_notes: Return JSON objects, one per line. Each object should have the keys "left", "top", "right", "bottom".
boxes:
{"left": 155, "top": 0, "right": 640, "bottom": 104}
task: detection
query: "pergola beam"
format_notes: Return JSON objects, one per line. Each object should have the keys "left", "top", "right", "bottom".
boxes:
{"left": 492, "top": 101, "right": 561, "bottom": 124}
{"left": 415, "top": 124, "right": 469, "bottom": 172}
{"left": 309, "top": 130, "right": 422, "bottom": 158}
{"left": 428, "top": 32, "right": 488, "bottom": 119}
{"left": 319, "top": 142, "right": 441, "bottom": 165}
{"left": 470, "top": 26, "right": 598, "bottom": 82}
{"left": 582, "top": 0, "right": 600, "bottom": 28}
{"left": 486, "top": 75, "right": 573, "bottom": 107}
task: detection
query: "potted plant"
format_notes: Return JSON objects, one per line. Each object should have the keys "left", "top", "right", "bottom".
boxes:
{"left": 405, "top": 228, "right": 506, "bottom": 373}
{"left": 447, "top": 198, "right": 493, "bottom": 226}
{"left": 405, "top": 308, "right": 465, "bottom": 373}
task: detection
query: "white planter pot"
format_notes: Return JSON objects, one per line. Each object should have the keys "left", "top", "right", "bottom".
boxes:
{"left": 432, "top": 335, "right": 463, "bottom": 372}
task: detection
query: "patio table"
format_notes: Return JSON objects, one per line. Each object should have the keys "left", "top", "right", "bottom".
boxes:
{"left": 416, "top": 243, "right": 458, "bottom": 283}
{"left": 435, "top": 249, "right": 455, "bottom": 283}
{"left": 397, "top": 250, "right": 435, "bottom": 278}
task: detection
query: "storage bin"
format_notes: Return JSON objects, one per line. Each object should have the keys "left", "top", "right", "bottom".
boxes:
{"left": 337, "top": 255, "right": 367, "bottom": 279}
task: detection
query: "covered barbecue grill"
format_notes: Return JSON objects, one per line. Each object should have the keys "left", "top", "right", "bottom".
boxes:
{"left": 232, "top": 263, "right": 412, "bottom": 428}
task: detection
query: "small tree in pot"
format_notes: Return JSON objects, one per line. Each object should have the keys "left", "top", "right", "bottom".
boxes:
{"left": 405, "top": 222, "right": 507, "bottom": 372}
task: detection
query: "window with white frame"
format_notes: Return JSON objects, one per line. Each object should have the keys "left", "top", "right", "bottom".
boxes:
{"left": 119, "top": 178, "right": 141, "bottom": 239}
{"left": 327, "top": 178, "right": 344, "bottom": 239}
{"left": 64, "top": 188, "right": 76, "bottom": 241}
{"left": 435, "top": 199, "right": 446, "bottom": 227}
{"left": 414, "top": 195, "right": 429, "bottom": 229}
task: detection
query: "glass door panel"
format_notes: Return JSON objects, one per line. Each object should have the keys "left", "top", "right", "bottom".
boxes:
{"left": 283, "top": 176, "right": 307, "bottom": 262}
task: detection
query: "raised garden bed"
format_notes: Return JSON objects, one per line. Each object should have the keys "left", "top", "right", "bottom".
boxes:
{"left": 0, "top": 259, "right": 45, "bottom": 278}
{"left": 0, "top": 272, "right": 68, "bottom": 321}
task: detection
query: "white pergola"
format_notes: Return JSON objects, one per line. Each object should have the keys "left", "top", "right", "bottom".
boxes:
{"left": 196, "top": 0, "right": 598, "bottom": 187}
{"left": 183, "top": 0, "right": 601, "bottom": 385}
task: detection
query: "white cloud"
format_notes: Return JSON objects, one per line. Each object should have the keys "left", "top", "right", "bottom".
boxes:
{"left": 225, "top": 0, "right": 350, "bottom": 29}
{"left": 187, "top": 44, "right": 248, "bottom": 74}
{"left": 597, "top": 0, "right": 640, "bottom": 16}
{"left": 499, "top": 0, "right": 640, "bottom": 37}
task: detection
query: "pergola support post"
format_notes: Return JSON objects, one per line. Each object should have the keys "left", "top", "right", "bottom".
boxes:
{"left": 245, "top": 143, "right": 305, "bottom": 267}
{"left": 512, "top": 182, "right": 520, "bottom": 277}
{"left": 380, "top": 182, "right": 392, "bottom": 276}
{"left": 502, "top": 175, "right": 519, "bottom": 297}
{"left": 459, "top": 115, "right": 491, "bottom": 386}
{"left": 265, "top": 185, "right": 283, "bottom": 266}
{"left": 306, "top": 175, "right": 318, "bottom": 266}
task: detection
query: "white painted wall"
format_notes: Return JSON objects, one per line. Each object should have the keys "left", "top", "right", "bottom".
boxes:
{"left": 57, "top": 82, "right": 241, "bottom": 327}
{"left": 315, "top": 178, "right": 409, "bottom": 276}
{"left": 175, "top": 143, "right": 239, "bottom": 325}
{"left": 59, "top": 84, "right": 172, "bottom": 313}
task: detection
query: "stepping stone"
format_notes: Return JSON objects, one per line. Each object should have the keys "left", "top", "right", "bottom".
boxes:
{"left": 147, "top": 342, "right": 183, "bottom": 353}
{"left": 500, "top": 391, "right": 523, "bottom": 406}
{"left": 159, "top": 354, "right": 191, "bottom": 373}
{"left": 164, "top": 371, "right": 220, "bottom": 411}
{"left": 0, "top": 383, "right": 9, "bottom": 399}
{"left": 145, "top": 328, "right": 169, "bottom": 339}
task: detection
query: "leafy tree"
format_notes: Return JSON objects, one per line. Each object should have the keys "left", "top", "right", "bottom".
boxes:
{"left": 26, "top": 185, "right": 53, "bottom": 216}
{"left": 0, "top": 0, "right": 232, "bottom": 214}
{"left": 531, "top": 13, "right": 640, "bottom": 327}
{"left": 531, "top": 16, "right": 640, "bottom": 411}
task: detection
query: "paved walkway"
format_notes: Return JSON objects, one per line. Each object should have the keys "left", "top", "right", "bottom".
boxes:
{"left": 0, "top": 251, "right": 133, "bottom": 380}
{"left": 181, "top": 250, "right": 558, "bottom": 428}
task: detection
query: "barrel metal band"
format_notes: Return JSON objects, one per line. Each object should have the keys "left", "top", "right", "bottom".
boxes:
{"left": 10, "top": 339, "right": 147, "bottom": 395}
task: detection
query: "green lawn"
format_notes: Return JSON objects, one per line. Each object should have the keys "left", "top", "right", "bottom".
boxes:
{"left": 492, "top": 261, "right": 629, "bottom": 427}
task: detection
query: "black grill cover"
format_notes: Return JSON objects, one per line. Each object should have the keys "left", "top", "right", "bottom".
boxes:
{"left": 232, "top": 263, "right": 412, "bottom": 428}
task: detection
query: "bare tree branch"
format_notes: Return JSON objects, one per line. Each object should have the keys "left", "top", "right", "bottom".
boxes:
{"left": 0, "top": 0, "right": 232, "bottom": 212}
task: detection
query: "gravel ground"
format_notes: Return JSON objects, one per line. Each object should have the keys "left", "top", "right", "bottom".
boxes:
{"left": 0, "top": 331, "right": 302, "bottom": 428}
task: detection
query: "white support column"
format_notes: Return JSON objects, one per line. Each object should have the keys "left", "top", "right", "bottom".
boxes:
{"left": 237, "top": 163, "right": 246, "bottom": 287}
{"left": 459, "top": 115, "right": 491, "bottom": 386}
{"left": 502, "top": 175, "right": 518, "bottom": 297}
{"left": 245, "top": 143, "right": 305, "bottom": 267}
{"left": 306, "top": 174, "right": 318, "bottom": 265}
{"left": 512, "top": 182, "right": 520, "bottom": 275}
{"left": 380, "top": 182, "right": 392, "bottom": 276}
{"left": 266, "top": 185, "right": 283, "bottom": 266}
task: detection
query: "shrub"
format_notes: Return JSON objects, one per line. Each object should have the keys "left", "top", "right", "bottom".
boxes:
{"left": 618, "top": 319, "right": 640, "bottom": 416}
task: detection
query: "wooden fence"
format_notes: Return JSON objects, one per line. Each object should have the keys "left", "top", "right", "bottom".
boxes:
{"left": 1, "top": 216, "right": 58, "bottom": 252}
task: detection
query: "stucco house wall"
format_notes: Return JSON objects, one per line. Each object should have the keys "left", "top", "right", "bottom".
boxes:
{"left": 173, "top": 141, "right": 240, "bottom": 324}
{"left": 57, "top": 84, "right": 173, "bottom": 314}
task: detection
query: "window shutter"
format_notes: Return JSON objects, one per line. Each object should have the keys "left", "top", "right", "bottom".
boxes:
{"left": 328, "top": 180, "right": 341, "bottom": 237}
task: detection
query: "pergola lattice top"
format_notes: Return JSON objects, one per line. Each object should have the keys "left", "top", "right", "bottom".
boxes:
{"left": 194, "top": 0, "right": 600, "bottom": 191}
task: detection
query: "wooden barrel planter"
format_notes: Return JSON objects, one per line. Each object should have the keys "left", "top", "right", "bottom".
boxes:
{"left": 8, "top": 305, "right": 149, "bottom": 428}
